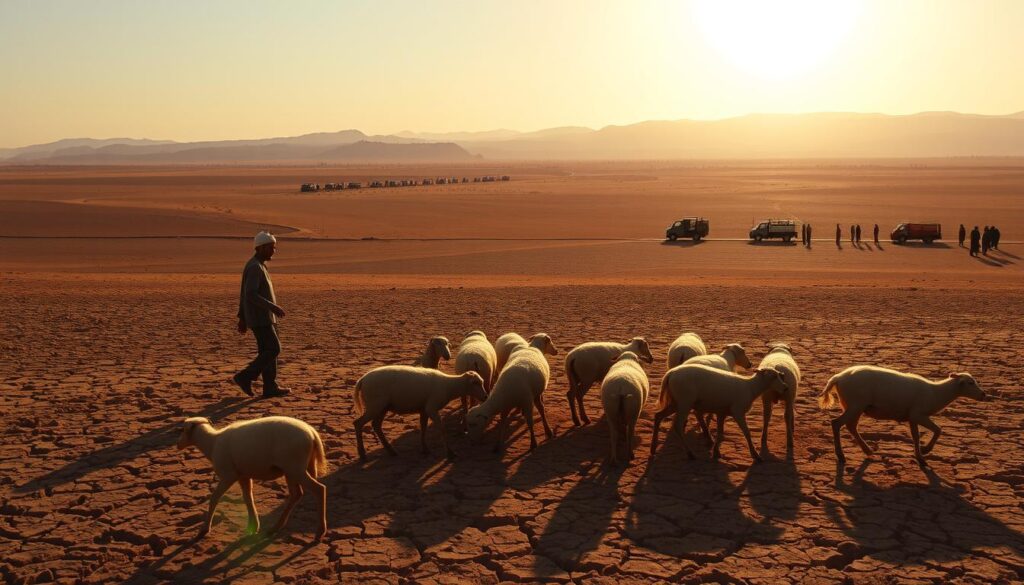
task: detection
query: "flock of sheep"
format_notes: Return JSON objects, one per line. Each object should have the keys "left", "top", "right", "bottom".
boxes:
{"left": 176, "top": 331, "right": 987, "bottom": 541}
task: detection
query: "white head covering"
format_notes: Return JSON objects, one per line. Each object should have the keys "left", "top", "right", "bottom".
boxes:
{"left": 254, "top": 231, "right": 277, "bottom": 248}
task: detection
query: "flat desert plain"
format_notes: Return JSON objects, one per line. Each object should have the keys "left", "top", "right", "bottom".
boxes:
{"left": 1, "top": 162, "right": 1023, "bottom": 584}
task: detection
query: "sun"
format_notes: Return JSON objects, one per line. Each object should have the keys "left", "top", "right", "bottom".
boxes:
{"left": 693, "top": 0, "right": 862, "bottom": 80}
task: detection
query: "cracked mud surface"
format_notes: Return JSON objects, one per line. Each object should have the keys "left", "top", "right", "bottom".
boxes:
{"left": 2, "top": 276, "right": 1022, "bottom": 584}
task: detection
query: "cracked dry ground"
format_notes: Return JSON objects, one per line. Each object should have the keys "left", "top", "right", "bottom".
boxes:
{"left": 2, "top": 278, "right": 1023, "bottom": 584}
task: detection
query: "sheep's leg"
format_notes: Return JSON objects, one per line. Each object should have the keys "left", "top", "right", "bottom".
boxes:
{"left": 430, "top": 410, "right": 455, "bottom": 459}
{"left": 650, "top": 403, "right": 676, "bottom": 455}
{"left": 675, "top": 405, "right": 694, "bottom": 459}
{"left": 300, "top": 472, "right": 328, "bottom": 541}
{"left": 909, "top": 422, "right": 928, "bottom": 467}
{"left": 419, "top": 412, "right": 430, "bottom": 454}
{"left": 567, "top": 388, "right": 581, "bottom": 427}
{"left": 577, "top": 386, "right": 591, "bottom": 425}
{"left": 625, "top": 419, "right": 636, "bottom": 462}
{"left": 270, "top": 480, "right": 303, "bottom": 536}
{"left": 917, "top": 417, "right": 941, "bottom": 455}
{"left": 712, "top": 414, "right": 726, "bottom": 460}
{"left": 372, "top": 414, "right": 398, "bottom": 456}
{"left": 830, "top": 408, "right": 861, "bottom": 464}
{"left": 759, "top": 395, "right": 773, "bottom": 453}
{"left": 784, "top": 400, "right": 795, "bottom": 461}
{"left": 200, "top": 477, "right": 234, "bottom": 538}
{"left": 493, "top": 411, "right": 510, "bottom": 453}
{"left": 534, "top": 395, "right": 554, "bottom": 439}
{"left": 734, "top": 413, "right": 762, "bottom": 464}
{"left": 845, "top": 416, "right": 872, "bottom": 456}
{"left": 607, "top": 412, "right": 619, "bottom": 464}
{"left": 353, "top": 413, "right": 372, "bottom": 462}
{"left": 696, "top": 411, "right": 712, "bottom": 444}
{"left": 240, "top": 478, "right": 259, "bottom": 536}
{"left": 523, "top": 405, "right": 538, "bottom": 451}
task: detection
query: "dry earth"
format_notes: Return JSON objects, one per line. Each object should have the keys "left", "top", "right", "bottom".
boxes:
{"left": 1, "top": 163, "right": 1022, "bottom": 584}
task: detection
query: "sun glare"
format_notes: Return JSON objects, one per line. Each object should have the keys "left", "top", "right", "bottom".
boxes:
{"left": 693, "top": 0, "right": 861, "bottom": 80}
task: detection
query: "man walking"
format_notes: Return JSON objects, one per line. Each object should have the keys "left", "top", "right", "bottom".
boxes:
{"left": 958, "top": 224, "right": 966, "bottom": 247}
{"left": 970, "top": 226, "right": 981, "bottom": 257}
{"left": 836, "top": 224, "right": 842, "bottom": 247}
{"left": 873, "top": 224, "right": 879, "bottom": 245}
{"left": 233, "top": 231, "right": 290, "bottom": 398}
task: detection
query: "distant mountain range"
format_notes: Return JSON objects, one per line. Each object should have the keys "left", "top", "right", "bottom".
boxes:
{"left": 4, "top": 111, "right": 1024, "bottom": 164}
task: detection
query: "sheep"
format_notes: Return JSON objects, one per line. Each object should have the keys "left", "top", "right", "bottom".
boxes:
{"left": 683, "top": 343, "right": 753, "bottom": 440}
{"left": 600, "top": 351, "right": 650, "bottom": 464}
{"left": 454, "top": 330, "right": 498, "bottom": 427}
{"left": 411, "top": 336, "right": 452, "bottom": 369}
{"left": 666, "top": 332, "right": 707, "bottom": 369}
{"left": 757, "top": 342, "right": 801, "bottom": 460}
{"left": 466, "top": 333, "right": 559, "bottom": 452}
{"left": 818, "top": 366, "right": 986, "bottom": 466}
{"left": 176, "top": 416, "right": 327, "bottom": 541}
{"left": 651, "top": 364, "right": 787, "bottom": 463}
{"left": 353, "top": 366, "right": 487, "bottom": 461}
{"left": 494, "top": 332, "right": 527, "bottom": 374}
{"left": 565, "top": 337, "right": 654, "bottom": 426}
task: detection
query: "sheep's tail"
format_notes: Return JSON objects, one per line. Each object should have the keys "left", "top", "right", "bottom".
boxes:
{"left": 565, "top": 354, "right": 579, "bottom": 394}
{"left": 353, "top": 376, "right": 366, "bottom": 415}
{"left": 818, "top": 374, "right": 840, "bottom": 410}
{"left": 657, "top": 369, "right": 674, "bottom": 409}
{"left": 311, "top": 429, "right": 327, "bottom": 478}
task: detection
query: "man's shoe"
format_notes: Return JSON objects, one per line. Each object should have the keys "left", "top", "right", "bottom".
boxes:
{"left": 232, "top": 374, "right": 254, "bottom": 397}
{"left": 262, "top": 387, "right": 291, "bottom": 399}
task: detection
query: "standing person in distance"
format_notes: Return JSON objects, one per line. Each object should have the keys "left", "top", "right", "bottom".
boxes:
{"left": 806, "top": 223, "right": 812, "bottom": 248}
{"left": 982, "top": 226, "right": 991, "bottom": 256}
{"left": 970, "top": 225, "right": 981, "bottom": 257}
{"left": 233, "top": 231, "right": 291, "bottom": 399}
{"left": 836, "top": 224, "right": 842, "bottom": 247}
{"left": 873, "top": 224, "right": 879, "bottom": 245}
{"left": 958, "top": 224, "right": 966, "bottom": 248}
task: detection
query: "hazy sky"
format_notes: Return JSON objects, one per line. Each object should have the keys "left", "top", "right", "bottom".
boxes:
{"left": 2, "top": 0, "right": 1022, "bottom": 147}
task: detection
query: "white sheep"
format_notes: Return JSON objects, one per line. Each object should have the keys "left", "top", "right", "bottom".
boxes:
{"left": 353, "top": 366, "right": 487, "bottom": 461}
{"left": 666, "top": 332, "right": 707, "bottom": 369}
{"left": 411, "top": 336, "right": 452, "bottom": 369}
{"left": 564, "top": 337, "right": 654, "bottom": 426}
{"left": 600, "top": 351, "right": 650, "bottom": 464}
{"left": 494, "top": 332, "right": 528, "bottom": 374}
{"left": 652, "top": 364, "right": 787, "bottom": 463}
{"left": 819, "top": 366, "right": 986, "bottom": 466}
{"left": 757, "top": 342, "right": 801, "bottom": 460}
{"left": 683, "top": 343, "right": 753, "bottom": 440}
{"left": 467, "top": 333, "right": 559, "bottom": 452}
{"left": 454, "top": 330, "right": 498, "bottom": 427}
{"left": 176, "top": 416, "right": 327, "bottom": 540}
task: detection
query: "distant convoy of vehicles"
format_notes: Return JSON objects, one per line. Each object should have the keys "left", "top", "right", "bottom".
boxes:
{"left": 664, "top": 217, "right": 945, "bottom": 244}
{"left": 300, "top": 175, "right": 510, "bottom": 192}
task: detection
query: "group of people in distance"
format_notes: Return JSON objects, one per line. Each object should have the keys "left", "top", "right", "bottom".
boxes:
{"left": 960, "top": 224, "right": 1001, "bottom": 257}
{"left": 806, "top": 223, "right": 880, "bottom": 247}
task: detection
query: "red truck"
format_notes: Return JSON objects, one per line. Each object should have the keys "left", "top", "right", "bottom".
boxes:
{"left": 890, "top": 223, "right": 941, "bottom": 244}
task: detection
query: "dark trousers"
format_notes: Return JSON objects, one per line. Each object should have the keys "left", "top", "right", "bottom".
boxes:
{"left": 238, "top": 325, "right": 281, "bottom": 393}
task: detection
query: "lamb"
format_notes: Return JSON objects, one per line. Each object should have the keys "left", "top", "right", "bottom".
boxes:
{"left": 600, "top": 351, "right": 650, "bottom": 464}
{"left": 683, "top": 343, "right": 753, "bottom": 440}
{"left": 176, "top": 416, "right": 327, "bottom": 541}
{"left": 757, "top": 342, "right": 801, "bottom": 460}
{"left": 467, "top": 333, "right": 559, "bottom": 452}
{"left": 454, "top": 330, "right": 498, "bottom": 425}
{"left": 411, "top": 336, "right": 452, "bottom": 369}
{"left": 564, "top": 337, "right": 654, "bottom": 426}
{"left": 651, "top": 364, "right": 787, "bottom": 463}
{"left": 494, "top": 332, "right": 528, "bottom": 374}
{"left": 818, "top": 366, "right": 986, "bottom": 466}
{"left": 353, "top": 366, "right": 487, "bottom": 461}
{"left": 666, "top": 332, "right": 707, "bottom": 369}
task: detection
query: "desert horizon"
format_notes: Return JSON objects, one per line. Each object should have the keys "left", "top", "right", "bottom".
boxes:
{"left": 3, "top": 1, "right": 1024, "bottom": 583}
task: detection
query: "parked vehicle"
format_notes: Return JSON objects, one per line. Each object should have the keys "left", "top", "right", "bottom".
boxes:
{"left": 890, "top": 223, "right": 941, "bottom": 244}
{"left": 346, "top": 182, "right": 362, "bottom": 189}
{"left": 749, "top": 219, "right": 798, "bottom": 242}
{"left": 665, "top": 217, "right": 710, "bottom": 241}
{"left": 300, "top": 183, "right": 320, "bottom": 192}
